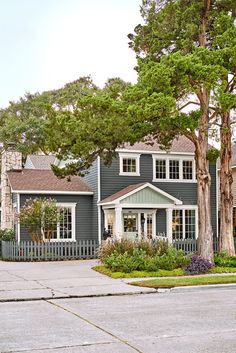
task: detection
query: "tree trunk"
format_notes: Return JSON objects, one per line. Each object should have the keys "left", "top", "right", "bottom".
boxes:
{"left": 192, "top": 0, "right": 213, "bottom": 262}
{"left": 219, "top": 112, "right": 235, "bottom": 256}
{"left": 194, "top": 135, "right": 214, "bottom": 262}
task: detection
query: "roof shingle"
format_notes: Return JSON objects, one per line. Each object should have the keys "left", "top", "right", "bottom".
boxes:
{"left": 120, "top": 136, "right": 195, "bottom": 153}
{"left": 100, "top": 183, "right": 145, "bottom": 204}
{"left": 25, "top": 155, "right": 57, "bottom": 170}
{"left": 7, "top": 169, "right": 92, "bottom": 193}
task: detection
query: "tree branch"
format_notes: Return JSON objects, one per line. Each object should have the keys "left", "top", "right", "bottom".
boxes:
{"left": 178, "top": 101, "right": 200, "bottom": 111}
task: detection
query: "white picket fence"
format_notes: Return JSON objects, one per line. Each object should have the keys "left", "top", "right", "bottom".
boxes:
{"left": 1, "top": 240, "right": 99, "bottom": 261}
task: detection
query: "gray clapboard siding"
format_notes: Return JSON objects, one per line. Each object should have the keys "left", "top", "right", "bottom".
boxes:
{"left": 100, "top": 155, "right": 198, "bottom": 204}
{"left": 19, "top": 194, "right": 94, "bottom": 241}
{"left": 12, "top": 193, "right": 18, "bottom": 204}
{"left": 100, "top": 155, "right": 217, "bottom": 237}
{"left": 156, "top": 209, "right": 166, "bottom": 235}
{"left": 84, "top": 158, "right": 99, "bottom": 239}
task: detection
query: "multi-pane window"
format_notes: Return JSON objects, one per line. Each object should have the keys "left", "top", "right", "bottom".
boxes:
{"left": 169, "top": 160, "right": 179, "bottom": 179}
{"left": 123, "top": 214, "right": 137, "bottom": 232}
{"left": 51, "top": 206, "right": 75, "bottom": 241}
{"left": 154, "top": 157, "right": 194, "bottom": 181}
{"left": 183, "top": 160, "right": 193, "bottom": 180}
{"left": 172, "top": 209, "right": 196, "bottom": 240}
{"left": 107, "top": 213, "right": 114, "bottom": 235}
{"left": 233, "top": 208, "right": 236, "bottom": 236}
{"left": 119, "top": 153, "right": 140, "bottom": 176}
{"left": 156, "top": 159, "right": 166, "bottom": 179}
{"left": 172, "top": 210, "right": 183, "bottom": 239}
{"left": 185, "top": 210, "right": 196, "bottom": 239}
{"left": 122, "top": 158, "right": 136, "bottom": 173}
{"left": 146, "top": 213, "right": 153, "bottom": 238}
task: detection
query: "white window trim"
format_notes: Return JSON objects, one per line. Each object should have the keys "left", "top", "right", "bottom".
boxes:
{"left": 50, "top": 202, "right": 76, "bottom": 242}
{"left": 152, "top": 155, "right": 196, "bottom": 182}
{"left": 119, "top": 153, "right": 141, "bottom": 176}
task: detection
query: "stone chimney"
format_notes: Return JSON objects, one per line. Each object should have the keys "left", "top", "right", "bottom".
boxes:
{"left": 1, "top": 146, "right": 22, "bottom": 229}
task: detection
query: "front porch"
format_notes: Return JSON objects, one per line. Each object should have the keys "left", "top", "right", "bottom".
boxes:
{"left": 99, "top": 183, "right": 198, "bottom": 243}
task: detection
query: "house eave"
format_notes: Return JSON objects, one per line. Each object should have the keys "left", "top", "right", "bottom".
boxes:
{"left": 12, "top": 190, "right": 94, "bottom": 195}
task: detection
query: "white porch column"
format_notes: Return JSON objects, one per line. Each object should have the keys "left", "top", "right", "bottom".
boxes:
{"left": 166, "top": 209, "right": 173, "bottom": 243}
{"left": 115, "top": 205, "right": 122, "bottom": 239}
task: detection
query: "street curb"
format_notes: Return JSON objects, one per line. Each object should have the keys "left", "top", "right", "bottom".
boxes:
{"left": 0, "top": 289, "right": 157, "bottom": 303}
{"left": 157, "top": 283, "right": 236, "bottom": 293}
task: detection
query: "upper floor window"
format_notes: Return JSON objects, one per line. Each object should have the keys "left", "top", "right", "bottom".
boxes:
{"left": 183, "top": 160, "right": 193, "bottom": 180}
{"left": 153, "top": 156, "right": 195, "bottom": 182}
{"left": 119, "top": 153, "right": 140, "bottom": 176}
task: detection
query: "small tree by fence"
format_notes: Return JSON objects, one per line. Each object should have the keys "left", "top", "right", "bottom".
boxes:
{"left": 19, "top": 198, "right": 62, "bottom": 243}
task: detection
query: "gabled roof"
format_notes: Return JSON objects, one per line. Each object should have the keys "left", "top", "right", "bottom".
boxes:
{"left": 99, "top": 182, "right": 182, "bottom": 205}
{"left": 100, "top": 183, "right": 145, "bottom": 204}
{"left": 24, "top": 155, "right": 57, "bottom": 170}
{"left": 117, "top": 136, "right": 195, "bottom": 154}
{"left": 7, "top": 169, "right": 92, "bottom": 194}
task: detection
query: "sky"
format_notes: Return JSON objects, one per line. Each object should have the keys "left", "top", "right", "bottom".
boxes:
{"left": 0, "top": 0, "right": 142, "bottom": 108}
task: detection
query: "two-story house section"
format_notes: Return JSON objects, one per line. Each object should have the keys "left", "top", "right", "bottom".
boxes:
{"left": 94, "top": 136, "right": 218, "bottom": 243}
{"left": 1, "top": 136, "right": 217, "bottom": 244}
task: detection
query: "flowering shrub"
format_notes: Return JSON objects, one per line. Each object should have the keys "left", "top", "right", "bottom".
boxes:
{"left": 185, "top": 255, "right": 213, "bottom": 275}
{"left": 19, "top": 198, "right": 61, "bottom": 243}
{"left": 98, "top": 239, "right": 169, "bottom": 262}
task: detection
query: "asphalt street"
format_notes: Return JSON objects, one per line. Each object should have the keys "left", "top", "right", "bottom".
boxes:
{"left": 1, "top": 288, "right": 236, "bottom": 353}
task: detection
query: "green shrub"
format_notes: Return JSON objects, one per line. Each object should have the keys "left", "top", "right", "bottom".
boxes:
{"left": 214, "top": 252, "right": 236, "bottom": 268}
{"left": 104, "top": 251, "right": 140, "bottom": 273}
{"left": 0, "top": 229, "right": 15, "bottom": 241}
{"left": 144, "top": 247, "right": 190, "bottom": 271}
{"left": 102, "top": 241, "right": 189, "bottom": 273}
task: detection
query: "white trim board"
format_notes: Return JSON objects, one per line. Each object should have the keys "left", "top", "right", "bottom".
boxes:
{"left": 116, "top": 149, "right": 195, "bottom": 156}
{"left": 12, "top": 190, "right": 94, "bottom": 195}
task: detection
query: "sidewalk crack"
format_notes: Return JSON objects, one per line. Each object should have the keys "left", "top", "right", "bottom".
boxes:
{"left": 45, "top": 299, "right": 143, "bottom": 353}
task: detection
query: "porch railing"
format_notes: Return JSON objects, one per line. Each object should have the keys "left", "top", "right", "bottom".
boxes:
{"left": 1, "top": 240, "right": 99, "bottom": 261}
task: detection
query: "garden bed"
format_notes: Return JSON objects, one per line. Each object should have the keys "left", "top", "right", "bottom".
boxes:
{"left": 96, "top": 239, "right": 236, "bottom": 279}
{"left": 93, "top": 265, "right": 236, "bottom": 278}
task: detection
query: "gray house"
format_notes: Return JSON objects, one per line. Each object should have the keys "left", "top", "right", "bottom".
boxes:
{"left": 1, "top": 136, "right": 218, "bottom": 243}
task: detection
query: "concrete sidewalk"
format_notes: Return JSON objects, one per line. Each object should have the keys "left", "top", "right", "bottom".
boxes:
{"left": 1, "top": 260, "right": 236, "bottom": 301}
{"left": 0, "top": 260, "right": 156, "bottom": 301}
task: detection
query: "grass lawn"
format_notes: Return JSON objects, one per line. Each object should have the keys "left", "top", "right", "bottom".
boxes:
{"left": 93, "top": 265, "right": 236, "bottom": 279}
{"left": 131, "top": 275, "right": 236, "bottom": 288}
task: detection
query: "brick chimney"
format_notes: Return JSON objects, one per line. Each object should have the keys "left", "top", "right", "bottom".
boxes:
{"left": 1, "top": 146, "right": 22, "bottom": 229}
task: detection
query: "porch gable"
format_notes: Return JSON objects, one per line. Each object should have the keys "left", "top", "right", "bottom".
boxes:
{"left": 120, "top": 187, "right": 174, "bottom": 205}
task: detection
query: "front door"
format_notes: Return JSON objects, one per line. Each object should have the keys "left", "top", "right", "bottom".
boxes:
{"left": 123, "top": 213, "right": 138, "bottom": 240}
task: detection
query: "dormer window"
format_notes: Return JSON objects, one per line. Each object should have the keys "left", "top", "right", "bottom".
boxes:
{"left": 119, "top": 153, "right": 140, "bottom": 176}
